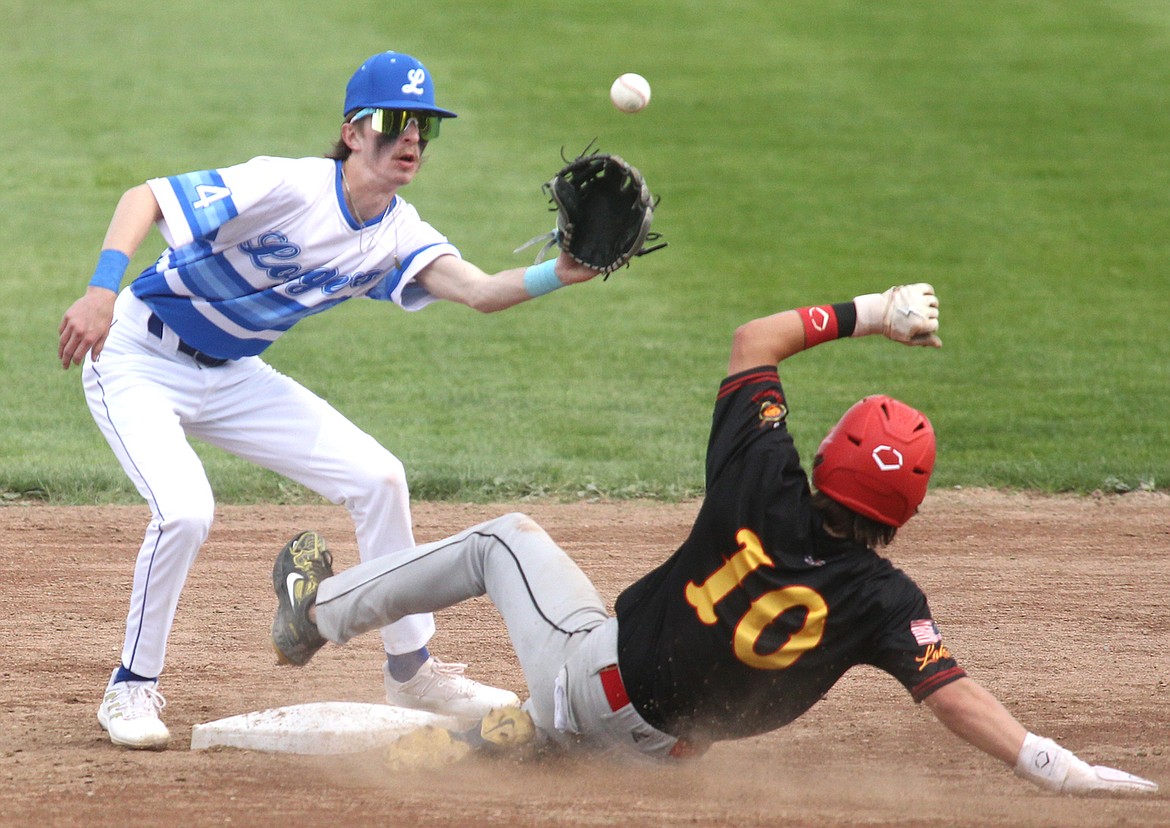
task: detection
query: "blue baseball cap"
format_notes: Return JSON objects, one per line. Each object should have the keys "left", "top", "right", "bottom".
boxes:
{"left": 343, "top": 52, "right": 458, "bottom": 119}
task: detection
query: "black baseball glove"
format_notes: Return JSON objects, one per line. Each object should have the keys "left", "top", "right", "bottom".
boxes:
{"left": 517, "top": 149, "right": 665, "bottom": 276}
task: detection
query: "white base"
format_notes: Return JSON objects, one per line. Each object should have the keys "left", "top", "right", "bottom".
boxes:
{"left": 190, "top": 702, "right": 461, "bottom": 755}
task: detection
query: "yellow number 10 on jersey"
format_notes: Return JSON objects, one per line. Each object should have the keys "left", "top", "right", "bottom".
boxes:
{"left": 685, "top": 529, "right": 828, "bottom": 669}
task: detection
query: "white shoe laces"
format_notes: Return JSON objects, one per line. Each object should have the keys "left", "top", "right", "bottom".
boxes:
{"left": 112, "top": 683, "right": 167, "bottom": 720}
{"left": 399, "top": 659, "right": 476, "bottom": 700}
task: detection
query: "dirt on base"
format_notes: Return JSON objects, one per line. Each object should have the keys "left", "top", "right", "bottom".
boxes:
{"left": 2, "top": 489, "right": 1168, "bottom": 827}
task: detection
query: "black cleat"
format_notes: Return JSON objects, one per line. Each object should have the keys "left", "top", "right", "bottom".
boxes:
{"left": 271, "top": 531, "right": 333, "bottom": 666}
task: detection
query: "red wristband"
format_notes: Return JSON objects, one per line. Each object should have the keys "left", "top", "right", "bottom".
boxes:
{"left": 798, "top": 304, "right": 840, "bottom": 346}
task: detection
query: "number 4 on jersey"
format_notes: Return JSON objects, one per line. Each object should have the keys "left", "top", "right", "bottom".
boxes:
{"left": 192, "top": 184, "right": 232, "bottom": 210}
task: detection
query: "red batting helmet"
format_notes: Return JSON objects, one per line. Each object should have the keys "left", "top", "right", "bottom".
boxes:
{"left": 812, "top": 395, "right": 936, "bottom": 527}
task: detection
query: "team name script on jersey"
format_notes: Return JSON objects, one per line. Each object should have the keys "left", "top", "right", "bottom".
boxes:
{"left": 239, "top": 232, "right": 387, "bottom": 295}
{"left": 915, "top": 642, "right": 952, "bottom": 672}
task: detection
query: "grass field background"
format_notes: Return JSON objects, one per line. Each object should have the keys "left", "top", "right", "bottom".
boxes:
{"left": 2, "top": 0, "right": 1167, "bottom": 503}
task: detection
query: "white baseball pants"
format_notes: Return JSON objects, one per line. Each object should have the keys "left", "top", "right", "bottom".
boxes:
{"left": 83, "top": 289, "right": 433, "bottom": 678}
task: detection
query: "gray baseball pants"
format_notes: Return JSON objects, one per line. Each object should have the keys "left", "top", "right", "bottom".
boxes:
{"left": 313, "top": 513, "right": 682, "bottom": 759}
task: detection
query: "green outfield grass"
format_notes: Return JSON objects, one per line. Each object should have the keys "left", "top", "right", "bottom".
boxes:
{"left": 2, "top": 0, "right": 1167, "bottom": 503}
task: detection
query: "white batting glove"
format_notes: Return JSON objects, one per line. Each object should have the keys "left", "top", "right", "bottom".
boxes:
{"left": 853, "top": 283, "right": 941, "bottom": 347}
{"left": 1015, "top": 733, "right": 1159, "bottom": 795}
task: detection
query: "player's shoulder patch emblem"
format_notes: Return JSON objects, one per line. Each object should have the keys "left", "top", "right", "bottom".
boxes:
{"left": 758, "top": 399, "right": 787, "bottom": 425}
{"left": 751, "top": 388, "right": 787, "bottom": 428}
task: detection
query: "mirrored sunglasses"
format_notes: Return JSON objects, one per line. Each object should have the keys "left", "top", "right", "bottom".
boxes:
{"left": 350, "top": 107, "right": 441, "bottom": 141}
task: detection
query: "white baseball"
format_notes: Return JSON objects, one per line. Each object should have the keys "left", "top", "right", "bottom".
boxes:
{"left": 610, "top": 73, "right": 651, "bottom": 113}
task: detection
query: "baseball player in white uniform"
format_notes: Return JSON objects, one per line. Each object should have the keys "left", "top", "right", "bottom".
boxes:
{"left": 57, "top": 50, "right": 602, "bottom": 750}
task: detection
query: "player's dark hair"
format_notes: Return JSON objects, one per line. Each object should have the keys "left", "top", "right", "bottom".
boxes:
{"left": 325, "top": 137, "right": 352, "bottom": 162}
{"left": 811, "top": 490, "right": 897, "bottom": 549}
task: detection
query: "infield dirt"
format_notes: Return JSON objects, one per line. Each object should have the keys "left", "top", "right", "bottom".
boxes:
{"left": 2, "top": 489, "right": 1167, "bottom": 827}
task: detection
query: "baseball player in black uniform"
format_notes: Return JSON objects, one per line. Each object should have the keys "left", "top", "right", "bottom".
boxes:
{"left": 269, "top": 283, "right": 1156, "bottom": 794}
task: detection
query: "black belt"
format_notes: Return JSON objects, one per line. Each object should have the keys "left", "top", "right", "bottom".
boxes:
{"left": 147, "top": 313, "right": 229, "bottom": 367}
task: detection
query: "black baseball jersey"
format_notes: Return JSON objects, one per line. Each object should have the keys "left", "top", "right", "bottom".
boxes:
{"left": 614, "top": 367, "right": 965, "bottom": 744}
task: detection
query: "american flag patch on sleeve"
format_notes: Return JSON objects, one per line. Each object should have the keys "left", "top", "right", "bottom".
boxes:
{"left": 910, "top": 619, "right": 941, "bottom": 645}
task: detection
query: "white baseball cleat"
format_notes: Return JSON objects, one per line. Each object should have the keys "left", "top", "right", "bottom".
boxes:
{"left": 384, "top": 657, "right": 519, "bottom": 723}
{"left": 97, "top": 669, "right": 170, "bottom": 750}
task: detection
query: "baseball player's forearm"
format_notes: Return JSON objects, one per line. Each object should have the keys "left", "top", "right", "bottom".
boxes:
{"left": 726, "top": 284, "right": 942, "bottom": 375}
{"left": 417, "top": 252, "right": 597, "bottom": 313}
{"left": 924, "top": 677, "right": 1158, "bottom": 795}
{"left": 58, "top": 185, "right": 163, "bottom": 369}
{"left": 727, "top": 295, "right": 862, "bottom": 373}
{"left": 922, "top": 676, "right": 1026, "bottom": 765}
{"left": 79, "top": 186, "right": 161, "bottom": 296}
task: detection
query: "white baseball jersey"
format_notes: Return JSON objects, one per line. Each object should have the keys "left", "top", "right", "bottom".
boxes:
{"left": 133, "top": 155, "right": 460, "bottom": 359}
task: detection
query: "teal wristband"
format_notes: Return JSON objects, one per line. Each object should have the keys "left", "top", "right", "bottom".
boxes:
{"left": 523, "top": 259, "right": 564, "bottom": 298}
{"left": 88, "top": 250, "right": 130, "bottom": 292}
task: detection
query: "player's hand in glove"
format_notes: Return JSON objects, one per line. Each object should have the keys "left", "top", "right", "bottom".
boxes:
{"left": 517, "top": 148, "right": 665, "bottom": 277}
{"left": 853, "top": 283, "right": 942, "bottom": 347}
{"left": 1015, "top": 733, "right": 1159, "bottom": 795}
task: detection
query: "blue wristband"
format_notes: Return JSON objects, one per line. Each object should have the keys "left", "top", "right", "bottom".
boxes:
{"left": 523, "top": 259, "right": 564, "bottom": 298}
{"left": 88, "top": 249, "right": 130, "bottom": 292}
